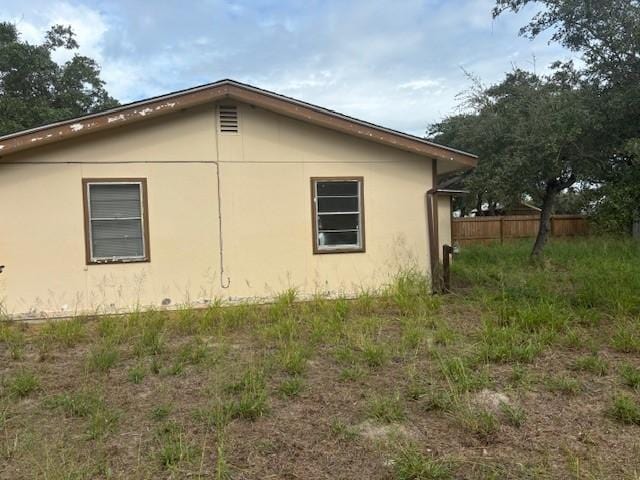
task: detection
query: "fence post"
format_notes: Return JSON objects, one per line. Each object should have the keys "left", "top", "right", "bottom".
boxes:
{"left": 500, "top": 216, "right": 504, "bottom": 244}
{"left": 550, "top": 216, "right": 555, "bottom": 237}
{"left": 442, "top": 244, "right": 453, "bottom": 293}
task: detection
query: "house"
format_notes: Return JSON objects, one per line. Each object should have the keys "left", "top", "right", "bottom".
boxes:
{"left": 0, "top": 80, "right": 477, "bottom": 319}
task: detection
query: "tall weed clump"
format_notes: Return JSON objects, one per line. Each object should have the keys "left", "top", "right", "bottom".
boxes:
{"left": 453, "top": 238, "right": 640, "bottom": 363}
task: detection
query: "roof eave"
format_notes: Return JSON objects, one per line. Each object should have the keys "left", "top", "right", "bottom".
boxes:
{"left": 0, "top": 80, "right": 478, "bottom": 167}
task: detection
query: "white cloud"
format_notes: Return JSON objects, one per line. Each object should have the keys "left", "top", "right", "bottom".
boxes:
{"left": 2, "top": 0, "right": 578, "bottom": 135}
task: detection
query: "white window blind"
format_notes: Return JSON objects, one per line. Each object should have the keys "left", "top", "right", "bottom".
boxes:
{"left": 313, "top": 179, "right": 363, "bottom": 252}
{"left": 87, "top": 182, "right": 146, "bottom": 261}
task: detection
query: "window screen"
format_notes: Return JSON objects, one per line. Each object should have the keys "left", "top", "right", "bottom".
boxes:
{"left": 312, "top": 178, "right": 364, "bottom": 252}
{"left": 85, "top": 181, "right": 148, "bottom": 262}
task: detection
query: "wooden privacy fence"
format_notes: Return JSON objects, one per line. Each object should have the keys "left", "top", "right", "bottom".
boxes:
{"left": 452, "top": 214, "right": 589, "bottom": 246}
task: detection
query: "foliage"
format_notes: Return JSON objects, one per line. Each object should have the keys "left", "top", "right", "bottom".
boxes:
{"left": 430, "top": 69, "right": 603, "bottom": 256}
{"left": 0, "top": 22, "right": 118, "bottom": 136}
{"left": 492, "top": 0, "right": 640, "bottom": 234}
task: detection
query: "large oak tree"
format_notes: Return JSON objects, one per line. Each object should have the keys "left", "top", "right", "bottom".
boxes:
{"left": 0, "top": 22, "right": 118, "bottom": 136}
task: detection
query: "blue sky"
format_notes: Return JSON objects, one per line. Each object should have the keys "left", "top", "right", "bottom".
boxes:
{"left": 4, "top": 0, "right": 575, "bottom": 136}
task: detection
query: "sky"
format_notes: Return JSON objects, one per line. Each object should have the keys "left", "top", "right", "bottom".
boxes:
{"left": 4, "top": 0, "right": 576, "bottom": 136}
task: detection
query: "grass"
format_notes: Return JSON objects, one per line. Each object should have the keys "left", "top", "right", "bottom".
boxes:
{"left": 608, "top": 394, "right": 640, "bottom": 425}
{"left": 5, "top": 370, "right": 39, "bottom": 398}
{"left": 45, "top": 390, "right": 119, "bottom": 439}
{"left": 278, "top": 376, "right": 305, "bottom": 397}
{"left": 619, "top": 364, "right": 640, "bottom": 390}
{"left": 366, "top": 393, "right": 406, "bottom": 423}
{"left": 1, "top": 238, "right": 640, "bottom": 478}
{"left": 456, "top": 406, "right": 500, "bottom": 441}
{"left": 128, "top": 364, "right": 146, "bottom": 384}
{"left": 571, "top": 354, "right": 609, "bottom": 376}
{"left": 86, "top": 342, "right": 119, "bottom": 372}
{"left": 330, "top": 418, "right": 359, "bottom": 441}
{"left": 392, "top": 444, "right": 452, "bottom": 480}
{"left": 155, "top": 420, "right": 198, "bottom": 468}
{"left": 545, "top": 375, "right": 582, "bottom": 395}
{"left": 500, "top": 402, "right": 526, "bottom": 428}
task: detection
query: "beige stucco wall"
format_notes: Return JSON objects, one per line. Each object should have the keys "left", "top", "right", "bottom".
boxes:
{"left": 0, "top": 102, "right": 443, "bottom": 318}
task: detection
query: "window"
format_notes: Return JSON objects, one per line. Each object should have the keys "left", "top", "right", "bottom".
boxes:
{"left": 311, "top": 177, "right": 365, "bottom": 253}
{"left": 83, "top": 179, "right": 150, "bottom": 264}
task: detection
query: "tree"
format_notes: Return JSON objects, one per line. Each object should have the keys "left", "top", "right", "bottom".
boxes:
{"left": 493, "top": 0, "right": 640, "bottom": 233}
{"left": 0, "top": 22, "right": 118, "bottom": 136}
{"left": 430, "top": 69, "right": 603, "bottom": 257}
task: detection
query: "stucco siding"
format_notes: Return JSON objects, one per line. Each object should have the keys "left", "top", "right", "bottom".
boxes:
{"left": 0, "top": 101, "right": 436, "bottom": 318}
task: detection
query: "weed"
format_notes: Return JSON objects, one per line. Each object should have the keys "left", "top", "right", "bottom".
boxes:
{"left": 339, "top": 365, "right": 366, "bottom": 382}
{"left": 333, "top": 344, "right": 358, "bottom": 365}
{"left": 620, "top": 364, "right": 640, "bottom": 390}
{"left": 333, "top": 297, "right": 350, "bottom": 322}
{"left": 225, "top": 367, "right": 269, "bottom": 420}
{"left": 354, "top": 289, "right": 376, "bottom": 315}
{"left": 164, "top": 361, "right": 184, "bottom": 376}
{"left": 405, "top": 377, "right": 428, "bottom": 401}
{"left": 0, "top": 324, "right": 25, "bottom": 360}
{"left": 87, "top": 407, "right": 119, "bottom": 440}
{"left": 330, "top": 418, "right": 358, "bottom": 441}
{"left": 46, "top": 390, "right": 102, "bottom": 417}
{"left": 150, "top": 356, "right": 162, "bottom": 374}
{"left": 97, "top": 315, "right": 130, "bottom": 344}
{"left": 386, "top": 270, "right": 430, "bottom": 316}
{"left": 277, "top": 343, "right": 309, "bottom": 375}
{"left": 47, "top": 390, "right": 118, "bottom": 439}
{"left": 279, "top": 376, "right": 304, "bottom": 397}
{"left": 151, "top": 404, "right": 172, "bottom": 421}
{"left": 501, "top": 402, "right": 526, "bottom": 428}
{"left": 608, "top": 394, "right": 640, "bottom": 425}
{"left": 366, "top": 393, "right": 406, "bottom": 423}
{"left": 177, "top": 338, "right": 209, "bottom": 366}
{"left": 610, "top": 320, "right": 640, "bottom": 353}
{"left": 128, "top": 364, "right": 146, "bottom": 384}
{"left": 87, "top": 342, "right": 119, "bottom": 372}
{"left": 231, "top": 388, "right": 269, "bottom": 420}
{"left": 545, "top": 375, "right": 582, "bottom": 395}
{"left": 134, "top": 313, "right": 165, "bottom": 356}
{"left": 478, "top": 320, "right": 545, "bottom": 363}
{"left": 423, "top": 388, "right": 455, "bottom": 412}
{"left": 392, "top": 444, "right": 452, "bottom": 480}
{"left": 172, "top": 306, "right": 199, "bottom": 335}
{"left": 156, "top": 420, "right": 198, "bottom": 468}
{"left": 457, "top": 406, "right": 499, "bottom": 441}
{"left": 432, "top": 324, "right": 456, "bottom": 347}
{"left": 6, "top": 370, "right": 39, "bottom": 398}
{"left": 401, "top": 322, "right": 425, "bottom": 352}
{"left": 508, "top": 364, "right": 530, "bottom": 387}
{"left": 267, "top": 289, "right": 297, "bottom": 324}
{"left": 571, "top": 354, "right": 609, "bottom": 376}
{"left": 40, "top": 317, "right": 85, "bottom": 347}
{"left": 438, "top": 357, "right": 488, "bottom": 393}
{"left": 361, "top": 338, "right": 388, "bottom": 368}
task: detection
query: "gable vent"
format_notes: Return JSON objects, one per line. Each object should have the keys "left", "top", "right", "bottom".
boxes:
{"left": 218, "top": 105, "right": 239, "bottom": 134}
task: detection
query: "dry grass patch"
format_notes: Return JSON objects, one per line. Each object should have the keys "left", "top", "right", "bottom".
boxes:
{"left": 0, "top": 239, "right": 639, "bottom": 478}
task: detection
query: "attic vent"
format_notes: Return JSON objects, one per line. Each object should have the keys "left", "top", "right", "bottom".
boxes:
{"left": 218, "top": 105, "right": 239, "bottom": 134}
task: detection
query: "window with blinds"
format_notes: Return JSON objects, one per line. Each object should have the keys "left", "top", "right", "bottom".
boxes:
{"left": 83, "top": 180, "right": 149, "bottom": 263}
{"left": 311, "top": 177, "right": 365, "bottom": 253}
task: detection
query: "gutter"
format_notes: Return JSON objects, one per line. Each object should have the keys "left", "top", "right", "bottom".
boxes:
{"left": 426, "top": 175, "right": 469, "bottom": 292}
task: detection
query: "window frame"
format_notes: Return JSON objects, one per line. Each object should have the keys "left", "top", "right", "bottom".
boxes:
{"left": 310, "top": 176, "right": 366, "bottom": 254}
{"left": 82, "top": 178, "right": 151, "bottom": 265}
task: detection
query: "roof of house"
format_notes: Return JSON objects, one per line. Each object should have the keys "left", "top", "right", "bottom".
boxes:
{"left": 0, "top": 79, "right": 477, "bottom": 167}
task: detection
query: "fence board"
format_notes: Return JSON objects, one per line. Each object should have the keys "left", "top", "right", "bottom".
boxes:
{"left": 452, "top": 214, "right": 588, "bottom": 245}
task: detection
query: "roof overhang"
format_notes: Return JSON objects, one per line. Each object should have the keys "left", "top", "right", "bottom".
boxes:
{"left": 0, "top": 80, "right": 478, "bottom": 168}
